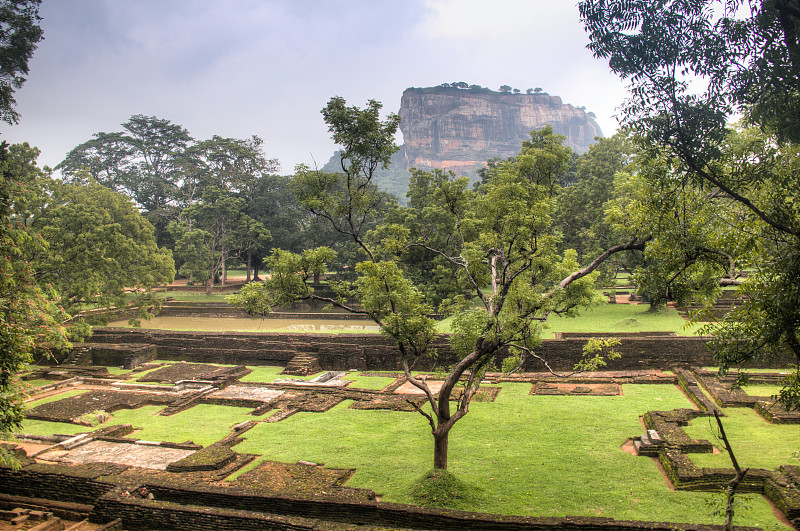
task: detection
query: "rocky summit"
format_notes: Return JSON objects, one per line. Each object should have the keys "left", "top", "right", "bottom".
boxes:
{"left": 399, "top": 86, "right": 602, "bottom": 174}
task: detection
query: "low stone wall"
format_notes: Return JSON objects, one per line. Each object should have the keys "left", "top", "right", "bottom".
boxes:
{"left": 87, "top": 328, "right": 796, "bottom": 371}
{"left": 89, "top": 483, "right": 752, "bottom": 531}
{"left": 0, "top": 464, "right": 118, "bottom": 505}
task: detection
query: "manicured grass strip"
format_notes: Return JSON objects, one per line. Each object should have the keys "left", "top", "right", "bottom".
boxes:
{"left": 437, "top": 303, "right": 702, "bottom": 337}
{"left": 25, "top": 389, "right": 88, "bottom": 408}
{"left": 18, "top": 419, "right": 88, "bottom": 437}
{"left": 240, "top": 366, "right": 319, "bottom": 382}
{"left": 741, "top": 384, "right": 785, "bottom": 397}
{"left": 683, "top": 407, "right": 799, "bottom": 471}
{"left": 701, "top": 367, "right": 796, "bottom": 374}
{"left": 105, "top": 366, "right": 133, "bottom": 376}
{"left": 225, "top": 456, "right": 265, "bottom": 481}
{"left": 542, "top": 304, "right": 702, "bottom": 338}
{"left": 159, "top": 291, "right": 232, "bottom": 302}
{"left": 235, "top": 384, "right": 783, "bottom": 529}
{"left": 342, "top": 373, "right": 398, "bottom": 390}
{"left": 108, "top": 404, "right": 254, "bottom": 447}
{"left": 21, "top": 379, "right": 55, "bottom": 390}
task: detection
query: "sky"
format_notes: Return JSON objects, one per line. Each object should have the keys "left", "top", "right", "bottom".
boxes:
{"left": 0, "top": 0, "right": 629, "bottom": 175}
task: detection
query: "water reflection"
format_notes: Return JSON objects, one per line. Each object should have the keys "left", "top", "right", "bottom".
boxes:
{"left": 106, "top": 316, "right": 380, "bottom": 333}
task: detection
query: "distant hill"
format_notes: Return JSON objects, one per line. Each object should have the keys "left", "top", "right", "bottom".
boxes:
{"left": 324, "top": 85, "right": 603, "bottom": 204}
{"left": 399, "top": 85, "right": 602, "bottom": 175}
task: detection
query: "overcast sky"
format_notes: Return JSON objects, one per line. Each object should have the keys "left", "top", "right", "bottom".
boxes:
{"left": 0, "top": 0, "right": 628, "bottom": 174}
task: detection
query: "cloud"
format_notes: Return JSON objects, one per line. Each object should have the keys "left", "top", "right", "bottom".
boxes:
{"left": 0, "top": 1, "right": 627, "bottom": 173}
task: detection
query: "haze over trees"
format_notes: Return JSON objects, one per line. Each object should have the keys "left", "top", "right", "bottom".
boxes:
{"left": 580, "top": 0, "right": 800, "bottom": 408}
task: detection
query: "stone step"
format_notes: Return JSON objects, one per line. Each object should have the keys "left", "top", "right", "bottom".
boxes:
{"left": 282, "top": 352, "right": 321, "bottom": 376}
{"left": 633, "top": 438, "right": 661, "bottom": 457}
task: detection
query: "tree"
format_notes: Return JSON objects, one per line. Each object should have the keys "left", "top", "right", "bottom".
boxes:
{"left": 0, "top": 0, "right": 43, "bottom": 125}
{"left": 232, "top": 97, "right": 645, "bottom": 471}
{"left": 180, "top": 134, "right": 279, "bottom": 207}
{"left": 555, "top": 133, "right": 636, "bottom": 283}
{"left": 57, "top": 115, "right": 192, "bottom": 246}
{"left": 170, "top": 186, "right": 269, "bottom": 294}
{"left": 603, "top": 139, "right": 750, "bottom": 308}
{"left": 526, "top": 88, "right": 534, "bottom": 94}
{"left": 499, "top": 84, "right": 512, "bottom": 93}
{"left": 0, "top": 142, "right": 68, "bottom": 465}
{"left": 25, "top": 169, "right": 175, "bottom": 318}
{"left": 580, "top": 0, "right": 800, "bottom": 407}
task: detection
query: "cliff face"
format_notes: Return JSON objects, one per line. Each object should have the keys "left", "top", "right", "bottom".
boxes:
{"left": 399, "top": 87, "right": 602, "bottom": 173}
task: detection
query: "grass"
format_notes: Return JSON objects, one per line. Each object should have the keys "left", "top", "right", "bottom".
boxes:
{"left": 239, "top": 366, "right": 313, "bottom": 382}
{"left": 25, "top": 389, "right": 88, "bottom": 408}
{"left": 342, "top": 373, "right": 398, "bottom": 390}
{"left": 234, "top": 383, "right": 785, "bottom": 529}
{"left": 18, "top": 419, "right": 88, "bottom": 437}
{"left": 683, "top": 407, "right": 799, "bottom": 471}
{"left": 160, "top": 291, "right": 233, "bottom": 303}
{"left": 741, "top": 384, "right": 785, "bottom": 397}
{"left": 410, "top": 469, "right": 481, "bottom": 510}
{"left": 541, "top": 303, "right": 702, "bottom": 338}
{"left": 105, "top": 366, "right": 133, "bottom": 376}
{"left": 436, "top": 302, "right": 700, "bottom": 337}
{"left": 239, "top": 367, "right": 398, "bottom": 389}
{"left": 109, "top": 404, "right": 254, "bottom": 446}
{"left": 20, "top": 379, "right": 55, "bottom": 390}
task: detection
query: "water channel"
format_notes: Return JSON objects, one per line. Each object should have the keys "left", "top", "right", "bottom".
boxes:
{"left": 106, "top": 316, "right": 381, "bottom": 333}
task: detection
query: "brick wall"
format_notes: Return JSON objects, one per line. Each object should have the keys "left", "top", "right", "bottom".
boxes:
{"left": 89, "top": 483, "right": 746, "bottom": 531}
{"left": 87, "top": 328, "right": 795, "bottom": 371}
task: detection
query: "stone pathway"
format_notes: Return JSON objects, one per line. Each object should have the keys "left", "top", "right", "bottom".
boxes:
{"left": 39, "top": 440, "right": 195, "bottom": 470}
{"left": 208, "top": 385, "right": 284, "bottom": 401}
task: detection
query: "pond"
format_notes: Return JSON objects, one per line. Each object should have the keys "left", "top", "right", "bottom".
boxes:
{"left": 107, "top": 316, "right": 381, "bottom": 333}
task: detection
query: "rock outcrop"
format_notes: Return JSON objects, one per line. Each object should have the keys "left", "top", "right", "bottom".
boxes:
{"left": 399, "top": 86, "right": 602, "bottom": 174}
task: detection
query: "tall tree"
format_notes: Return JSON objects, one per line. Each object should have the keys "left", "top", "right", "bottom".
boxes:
{"left": 57, "top": 115, "right": 192, "bottom": 246}
{"left": 581, "top": 0, "right": 800, "bottom": 407}
{"left": 556, "top": 133, "right": 631, "bottom": 262}
{"left": 180, "top": 134, "right": 279, "bottom": 206}
{"left": 0, "top": 0, "right": 43, "bottom": 125}
{"left": 25, "top": 171, "right": 175, "bottom": 318}
{"left": 232, "top": 98, "right": 644, "bottom": 470}
{"left": 0, "top": 142, "right": 68, "bottom": 465}
{"left": 170, "top": 186, "right": 269, "bottom": 294}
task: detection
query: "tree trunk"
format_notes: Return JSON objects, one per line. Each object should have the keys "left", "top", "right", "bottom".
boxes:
{"left": 222, "top": 255, "right": 227, "bottom": 287}
{"left": 206, "top": 275, "right": 212, "bottom": 296}
{"left": 314, "top": 271, "right": 320, "bottom": 285}
{"left": 246, "top": 250, "right": 252, "bottom": 282}
{"left": 433, "top": 431, "right": 449, "bottom": 470}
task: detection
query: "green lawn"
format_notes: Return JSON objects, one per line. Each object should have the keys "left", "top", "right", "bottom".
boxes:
{"left": 160, "top": 291, "right": 233, "bottom": 303}
{"left": 25, "top": 389, "right": 88, "bottom": 408}
{"left": 239, "top": 367, "right": 397, "bottom": 390}
{"left": 542, "top": 303, "right": 702, "bottom": 338}
{"left": 239, "top": 366, "right": 314, "bottom": 382}
{"left": 234, "top": 383, "right": 785, "bottom": 529}
{"left": 109, "top": 404, "right": 254, "bottom": 446}
{"left": 342, "top": 373, "right": 398, "bottom": 390}
{"left": 436, "top": 303, "right": 701, "bottom": 337}
{"left": 684, "top": 407, "right": 799, "bottom": 471}
{"left": 18, "top": 419, "right": 88, "bottom": 437}
{"left": 741, "top": 384, "right": 786, "bottom": 397}
{"left": 21, "top": 379, "right": 56, "bottom": 390}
